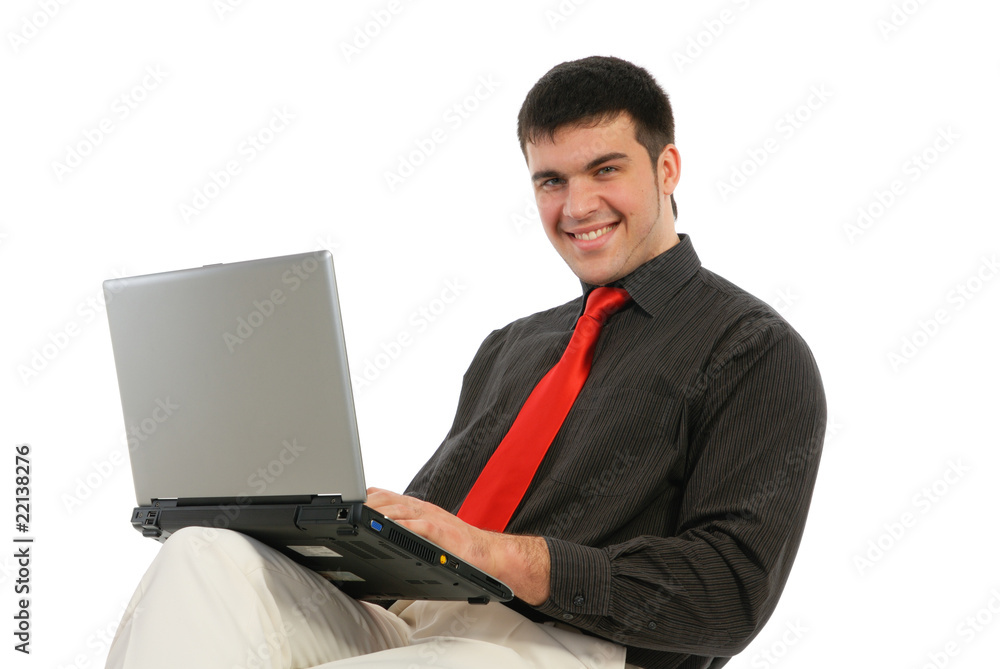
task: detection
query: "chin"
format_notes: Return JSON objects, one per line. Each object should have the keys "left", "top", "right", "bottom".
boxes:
{"left": 564, "top": 252, "right": 623, "bottom": 286}
{"left": 572, "top": 267, "right": 615, "bottom": 286}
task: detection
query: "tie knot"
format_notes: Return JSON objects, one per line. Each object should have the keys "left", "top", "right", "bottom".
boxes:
{"left": 583, "top": 287, "right": 631, "bottom": 324}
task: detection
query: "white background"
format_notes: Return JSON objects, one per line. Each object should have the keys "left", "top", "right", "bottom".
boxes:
{"left": 3, "top": 1, "right": 999, "bottom": 667}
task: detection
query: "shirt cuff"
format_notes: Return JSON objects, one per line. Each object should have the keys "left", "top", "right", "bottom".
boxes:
{"left": 535, "top": 537, "right": 612, "bottom": 621}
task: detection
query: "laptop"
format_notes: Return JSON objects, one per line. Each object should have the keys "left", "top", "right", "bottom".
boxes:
{"left": 104, "top": 251, "right": 512, "bottom": 604}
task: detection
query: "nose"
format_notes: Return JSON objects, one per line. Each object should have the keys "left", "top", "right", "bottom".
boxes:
{"left": 563, "top": 179, "right": 600, "bottom": 221}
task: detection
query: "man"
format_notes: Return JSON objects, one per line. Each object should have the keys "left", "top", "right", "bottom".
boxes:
{"left": 107, "top": 56, "right": 825, "bottom": 669}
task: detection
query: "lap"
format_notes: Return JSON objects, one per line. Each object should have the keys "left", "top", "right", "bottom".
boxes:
{"left": 313, "top": 600, "right": 625, "bottom": 668}
{"left": 119, "top": 527, "right": 626, "bottom": 669}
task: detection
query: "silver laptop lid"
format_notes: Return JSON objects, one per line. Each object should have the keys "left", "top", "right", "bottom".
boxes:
{"left": 104, "top": 251, "right": 367, "bottom": 506}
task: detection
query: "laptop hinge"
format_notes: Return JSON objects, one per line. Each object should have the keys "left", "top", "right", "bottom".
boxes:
{"left": 307, "top": 494, "right": 345, "bottom": 505}
{"left": 165, "top": 494, "right": 321, "bottom": 507}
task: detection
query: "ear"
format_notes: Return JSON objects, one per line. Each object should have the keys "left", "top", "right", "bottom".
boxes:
{"left": 657, "top": 144, "right": 681, "bottom": 197}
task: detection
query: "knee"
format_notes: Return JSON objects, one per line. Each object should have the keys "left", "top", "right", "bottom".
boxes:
{"left": 165, "top": 524, "right": 234, "bottom": 547}
{"left": 160, "top": 526, "right": 261, "bottom": 567}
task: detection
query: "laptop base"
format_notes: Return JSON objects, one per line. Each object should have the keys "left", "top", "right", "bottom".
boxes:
{"left": 132, "top": 496, "right": 510, "bottom": 604}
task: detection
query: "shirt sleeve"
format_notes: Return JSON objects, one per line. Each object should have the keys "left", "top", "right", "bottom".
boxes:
{"left": 533, "top": 317, "right": 827, "bottom": 657}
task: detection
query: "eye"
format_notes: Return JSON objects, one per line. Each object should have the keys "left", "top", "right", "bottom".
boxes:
{"left": 597, "top": 165, "right": 618, "bottom": 175}
{"left": 540, "top": 177, "right": 564, "bottom": 188}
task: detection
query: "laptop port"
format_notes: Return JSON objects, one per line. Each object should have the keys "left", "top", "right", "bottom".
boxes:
{"left": 336, "top": 507, "right": 349, "bottom": 521}
{"left": 369, "top": 520, "right": 383, "bottom": 532}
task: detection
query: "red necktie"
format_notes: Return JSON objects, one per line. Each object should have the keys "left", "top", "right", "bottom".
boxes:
{"left": 457, "top": 287, "right": 632, "bottom": 532}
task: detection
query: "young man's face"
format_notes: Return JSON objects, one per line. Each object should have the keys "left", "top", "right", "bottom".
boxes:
{"left": 525, "top": 114, "right": 680, "bottom": 286}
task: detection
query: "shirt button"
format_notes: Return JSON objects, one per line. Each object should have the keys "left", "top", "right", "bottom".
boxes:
{"left": 562, "top": 613, "right": 574, "bottom": 620}
{"left": 647, "top": 621, "right": 657, "bottom": 630}
{"left": 573, "top": 595, "right": 585, "bottom": 607}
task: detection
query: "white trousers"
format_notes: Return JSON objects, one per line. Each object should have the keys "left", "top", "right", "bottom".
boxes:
{"left": 106, "top": 527, "right": 628, "bottom": 669}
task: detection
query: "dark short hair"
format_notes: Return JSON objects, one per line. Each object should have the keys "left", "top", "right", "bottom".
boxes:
{"left": 517, "top": 56, "right": 677, "bottom": 219}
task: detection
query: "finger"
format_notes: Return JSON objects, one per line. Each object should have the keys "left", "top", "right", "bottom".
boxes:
{"left": 366, "top": 489, "right": 405, "bottom": 508}
{"left": 393, "top": 518, "right": 441, "bottom": 543}
{"left": 369, "top": 495, "right": 425, "bottom": 519}
{"left": 372, "top": 503, "right": 408, "bottom": 519}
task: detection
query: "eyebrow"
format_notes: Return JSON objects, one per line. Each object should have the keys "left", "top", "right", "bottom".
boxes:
{"left": 531, "top": 152, "right": 631, "bottom": 183}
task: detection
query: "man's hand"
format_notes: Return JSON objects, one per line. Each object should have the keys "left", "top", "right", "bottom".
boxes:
{"left": 366, "top": 487, "right": 551, "bottom": 605}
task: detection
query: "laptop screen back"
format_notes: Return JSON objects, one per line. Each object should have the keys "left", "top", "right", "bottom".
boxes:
{"left": 104, "top": 252, "right": 367, "bottom": 506}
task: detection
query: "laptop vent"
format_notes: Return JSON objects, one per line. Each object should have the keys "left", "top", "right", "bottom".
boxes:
{"left": 337, "top": 541, "right": 394, "bottom": 560}
{"left": 387, "top": 528, "right": 436, "bottom": 564}
{"left": 376, "top": 541, "right": 413, "bottom": 560}
{"left": 367, "top": 592, "right": 405, "bottom": 599}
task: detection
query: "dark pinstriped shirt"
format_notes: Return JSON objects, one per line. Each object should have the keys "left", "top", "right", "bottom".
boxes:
{"left": 405, "top": 234, "right": 826, "bottom": 669}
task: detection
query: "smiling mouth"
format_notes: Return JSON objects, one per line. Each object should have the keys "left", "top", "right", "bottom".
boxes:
{"left": 571, "top": 223, "right": 617, "bottom": 241}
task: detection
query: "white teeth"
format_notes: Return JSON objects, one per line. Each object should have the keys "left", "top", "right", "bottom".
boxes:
{"left": 573, "top": 224, "right": 615, "bottom": 241}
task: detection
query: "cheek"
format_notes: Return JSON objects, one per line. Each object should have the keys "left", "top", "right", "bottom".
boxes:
{"left": 536, "top": 196, "right": 563, "bottom": 231}
{"left": 613, "top": 183, "right": 656, "bottom": 223}
{"left": 599, "top": 183, "right": 631, "bottom": 213}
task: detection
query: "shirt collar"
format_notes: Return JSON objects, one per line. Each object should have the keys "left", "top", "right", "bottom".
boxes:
{"left": 580, "top": 233, "right": 702, "bottom": 319}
